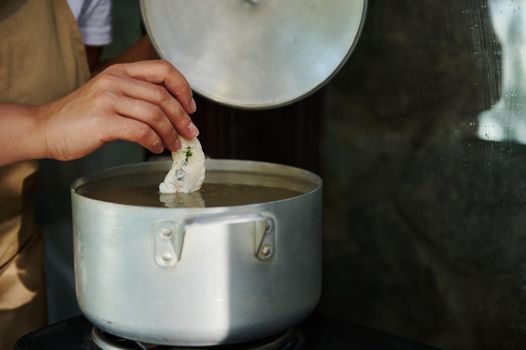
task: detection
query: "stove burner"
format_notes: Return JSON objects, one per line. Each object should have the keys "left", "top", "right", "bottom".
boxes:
{"left": 90, "top": 327, "right": 303, "bottom": 350}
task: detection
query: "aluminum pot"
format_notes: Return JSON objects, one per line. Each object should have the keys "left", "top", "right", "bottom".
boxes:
{"left": 71, "top": 159, "right": 322, "bottom": 346}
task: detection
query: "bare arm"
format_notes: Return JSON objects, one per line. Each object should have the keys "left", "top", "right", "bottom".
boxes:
{"left": 89, "top": 35, "right": 158, "bottom": 75}
{"left": 104, "top": 35, "right": 158, "bottom": 66}
{"left": 0, "top": 60, "right": 198, "bottom": 167}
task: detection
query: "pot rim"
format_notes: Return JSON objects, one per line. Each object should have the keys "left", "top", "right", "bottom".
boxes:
{"left": 71, "top": 158, "right": 323, "bottom": 211}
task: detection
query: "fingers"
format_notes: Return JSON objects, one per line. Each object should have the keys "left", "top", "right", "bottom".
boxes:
{"left": 108, "top": 76, "right": 199, "bottom": 140}
{"left": 41, "top": 60, "right": 199, "bottom": 161}
{"left": 112, "top": 95, "right": 182, "bottom": 152}
{"left": 101, "top": 116, "right": 165, "bottom": 154}
{"left": 114, "top": 60, "right": 196, "bottom": 115}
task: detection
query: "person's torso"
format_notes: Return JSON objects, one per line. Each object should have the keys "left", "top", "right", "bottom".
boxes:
{"left": 0, "top": 0, "right": 90, "bottom": 263}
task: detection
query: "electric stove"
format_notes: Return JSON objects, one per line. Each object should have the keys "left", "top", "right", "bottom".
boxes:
{"left": 15, "top": 312, "right": 441, "bottom": 350}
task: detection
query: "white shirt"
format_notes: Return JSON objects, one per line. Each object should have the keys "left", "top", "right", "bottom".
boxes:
{"left": 67, "top": 0, "right": 112, "bottom": 46}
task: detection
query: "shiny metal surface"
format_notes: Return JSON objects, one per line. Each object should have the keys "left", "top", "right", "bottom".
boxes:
{"left": 140, "top": 0, "right": 367, "bottom": 109}
{"left": 72, "top": 159, "right": 322, "bottom": 346}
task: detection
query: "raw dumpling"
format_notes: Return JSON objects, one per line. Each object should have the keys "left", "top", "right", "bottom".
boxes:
{"left": 159, "top": 137, "right": 205, "bottom": 193}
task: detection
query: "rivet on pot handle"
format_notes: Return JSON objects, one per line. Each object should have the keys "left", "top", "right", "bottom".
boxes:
{"left": 255, "top": 218, "right": 275, "bottom": 261}
{"left": 153, "top": 221, "right": 185, "bottom": 268}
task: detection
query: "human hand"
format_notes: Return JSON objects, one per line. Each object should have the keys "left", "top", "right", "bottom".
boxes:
{"left": 36, "top": 60, "right": 198, "bottom": 161}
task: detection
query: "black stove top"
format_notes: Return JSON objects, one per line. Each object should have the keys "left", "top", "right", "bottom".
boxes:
{"left": 15, "top": 313, "right": 441, "bottom": 350}
{"left": 88, "top": 326, "right": 302, "bottom": 350}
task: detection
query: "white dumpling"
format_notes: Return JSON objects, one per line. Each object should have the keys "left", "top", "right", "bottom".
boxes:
{"left": 159, "top": 137, "right": 205, "bottom": 194}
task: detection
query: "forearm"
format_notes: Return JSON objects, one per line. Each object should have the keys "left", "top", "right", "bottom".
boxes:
{"left": 0, "top": 104, "right": 47, "bottom": 166}
{"left": 1, "top": 60, "right": 197, "bottom": 166}
{"left": 108, "top": 35, "right": 158, "bottom": 64}
{"left": 91, "top": 35, "right": 158, "bottom": 75}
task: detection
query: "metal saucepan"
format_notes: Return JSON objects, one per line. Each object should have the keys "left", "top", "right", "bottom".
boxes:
{"left": 71, "top": 159, "right": 322, "bottom": 346}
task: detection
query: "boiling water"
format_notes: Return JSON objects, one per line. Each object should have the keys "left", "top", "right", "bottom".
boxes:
{"left": 76, "top": 171, "right": 304, "bottom": 208}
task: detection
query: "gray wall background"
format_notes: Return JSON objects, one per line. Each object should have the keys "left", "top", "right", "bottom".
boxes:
{"left": 319, "top": 1, "right": 526, "bottom": 349}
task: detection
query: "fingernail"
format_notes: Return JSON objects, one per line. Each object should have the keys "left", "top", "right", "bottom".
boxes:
{"left": 174, "top": 137, "right": 182, "bottom": 150}
{"left": 190, "top": 98, "right": 197, "bottom": 113}
{"left": 188, "top": 122, "right": 199, "bottom": 137}
{"left": 153, "top": 141, "right": 164, "bottom": 153}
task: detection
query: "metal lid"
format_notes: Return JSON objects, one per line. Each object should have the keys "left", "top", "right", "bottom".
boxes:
{"left": 140, "top": 0, "right": 367, "bottom": 109}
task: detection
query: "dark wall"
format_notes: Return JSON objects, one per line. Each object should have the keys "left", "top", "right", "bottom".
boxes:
{"left": 193, "top": 90, "right": 325, "bottom": 174}
{"left": 320, "top": 1, "right": 526, "bottom": 350}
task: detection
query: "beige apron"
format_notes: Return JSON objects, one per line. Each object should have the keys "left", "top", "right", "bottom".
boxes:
{"left": 0, "top": 0, "right": 89, "bottom": 348}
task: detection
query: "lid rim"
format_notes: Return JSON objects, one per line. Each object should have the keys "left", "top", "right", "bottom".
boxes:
{"left": 140, "top": 0, "right": 368, "bottom": 110}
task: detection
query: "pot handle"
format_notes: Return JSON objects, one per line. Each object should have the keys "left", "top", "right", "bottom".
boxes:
{"left": 153, "top": 221, "right": 185, "bottom": 268}
{"left": 153, "top": 213, "right": 275, "bottom": 268}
